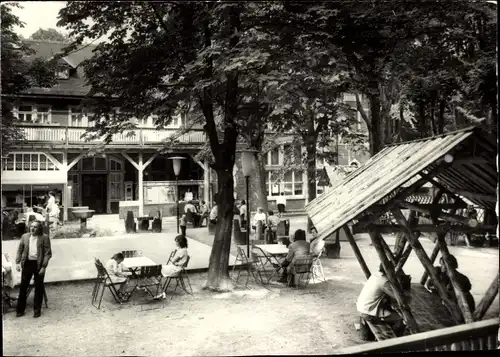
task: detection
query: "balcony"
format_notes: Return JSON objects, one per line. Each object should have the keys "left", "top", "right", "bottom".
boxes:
{"left": 17, "top": 125, "right": 206, "bottom": 146}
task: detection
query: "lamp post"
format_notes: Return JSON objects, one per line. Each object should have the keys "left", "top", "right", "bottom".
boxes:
{"left": 240, "top": 150, "right": 256, "bottom": 257}
{"left": 169, "top": 156, "right": 185, "bottom": 233}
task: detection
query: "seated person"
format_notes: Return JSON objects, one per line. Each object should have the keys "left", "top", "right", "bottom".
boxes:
{"left": 209, "top": 205, "right": 218, "bottom": 225}
{"left": 266, "top": 210, "right": 280, "bottom": 243}
{"left": 184, "top": 201, "right": 200, "bottom": 227}
{"left": 105, "top": 253, "right": 132, "bottom": 297}
{"left": 357, "top": 264, "right": 410, "bottom": 337}
{"left": 252, "top": 207, "right": 267, "bottom": 231}
{"left": 425, "top": 254, "right": 475, "bottom": 312}
{"left": 309, "top": 227, "right": 325, "bottom": 256}
{"left": 278, "top": 229, "right": 310, "bottom": 286}
{"left": 2, "top": 253, "right": 15, "bottom": 296}
{"left": 155, "top": 235, "right": 189, "bottom": 299}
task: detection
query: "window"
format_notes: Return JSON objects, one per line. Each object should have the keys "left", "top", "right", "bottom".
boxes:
{"left": 109, "top": 173, "right": 123, "bottom": 200}
{"left": 81, "top": 157, "right": 108, "bottom": 171}
{"left": 36, "top": 106, "right": 51, "bottom": 123}
{"left": 2, "top": 153, "right": 59, "bottom": 171}
{"left": 16, "top": 105, "right": 33, "bottom": 122}
{"left": 109, "top": 158, "right": 123, "bottom": 171}
{"left": 68, "top": 173, "right": 79, "bottom": 204}
{"left": 265, "top": 170, "right": 304, "bottom": 197}
{"left": 269, "top": 148, "right": 280, "bottom": 166}
{"left": 69, "top": 107, "right": 84, "bottom": 127}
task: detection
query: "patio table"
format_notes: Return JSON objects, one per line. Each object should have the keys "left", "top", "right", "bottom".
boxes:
{"left": 254, "top": 244, "right": 289, "bottom": 257}
{"left": 253, "top": 244, "right": 289, "bottom": 284}
{"left": 123, "top": 256, "right": 161, "bottom": 299}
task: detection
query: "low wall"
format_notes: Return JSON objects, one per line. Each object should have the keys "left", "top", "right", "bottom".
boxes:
{"left": 118, "top": 203, "right": 177, "bottom": 219}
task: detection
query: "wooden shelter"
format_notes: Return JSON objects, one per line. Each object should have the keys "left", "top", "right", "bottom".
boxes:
{"left": 305, "top": 125, "right": 498, "bottom": 344}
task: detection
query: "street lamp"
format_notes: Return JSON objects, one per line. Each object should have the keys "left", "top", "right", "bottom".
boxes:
{"left": 169, "top": 156, "right": 185, "bottom": 233}
{"left": 240, "top": 149, "right": 256, "bottom": 257}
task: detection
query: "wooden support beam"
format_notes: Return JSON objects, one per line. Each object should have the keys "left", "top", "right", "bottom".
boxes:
{"left": 380, "top": 238, "right": 396, "bottom": 266}
{"left": 189, "top": 153, "right": 205, "bottom": 169}
{"left": 122, "top": 152, "right": 140, "bottom": 170}
{"left": 342, "top": 225, "right": 371, "bottom": 280}
{"left": 67, "top": 152, "right": 85, "bottom": 170}
{"left": 138, "top": 152, "right": 144, "bottom": 217}
{"left": 391, "top": 209, "right": 463, "bottom": 323}
{"left": 436, "top": 234, "right": 474, "bottom": 323}
{"left": 418, "top": 172, "right": 466, "bottom": 206}
{"left": 353, "top": 224, "right": 496, "bottom": 234}
{"left": 454, "top": 190, "right": 497, "bottom": 203}
{"left": 473, "top": 272, "right": 499, "bottom": 321}
{"left": 453, "top": 157, "right": 489, "bottom": 165}
{"left": 142, "top": 152, "right": 159, "bottom": 170}
{"left": 43, "top": 152, "right": 63, "bottom": 169}
{"left": 369, "top": 231, "right": 419, "bottom": 334}
{"left": 395, "top": 244, "right": 413, "bottom": 273}
{"left": 420, "top": 240, "right": 440, "bottom": 285}
{"left": 400, "top": 202, "right": 474, "bottom": 226}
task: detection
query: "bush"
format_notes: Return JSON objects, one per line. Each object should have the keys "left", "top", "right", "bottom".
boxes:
{"left": 51, "top": 226, "right": 114, "bottom": 239}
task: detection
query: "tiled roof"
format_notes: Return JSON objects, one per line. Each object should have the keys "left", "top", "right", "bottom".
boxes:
{"left": 22, "top": 40, "right": 97, "bottom": 97}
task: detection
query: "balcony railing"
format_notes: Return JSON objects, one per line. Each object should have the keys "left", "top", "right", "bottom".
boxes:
{"left": 18, "top": 125, "right": 206, "bottom": 145}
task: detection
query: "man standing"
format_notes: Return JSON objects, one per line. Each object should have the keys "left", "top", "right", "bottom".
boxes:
{"left": 15, "top": 220, "right": 52, "bottom": 318}
{"left": 276, "top": 192, "right": 287, "bottom": 214}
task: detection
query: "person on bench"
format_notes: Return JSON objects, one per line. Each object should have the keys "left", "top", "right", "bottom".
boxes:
{"left": 356, "top": 264, "right": 411, "bottom": 338}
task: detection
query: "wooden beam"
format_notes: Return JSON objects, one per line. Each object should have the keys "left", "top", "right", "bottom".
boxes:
{"left": 394, "top": 244, "right": 413, "bottom": 273}
{"left": 138, "top": 152, "right": 144, "bottom": 217}
{"left": 67, "top": 152, "right": 85, "bottom": 170}
{"left": 454, "top": 190, "right": 497, "bottom": 202}
{"left": 400, "top": 202, "right": 474, "bottom": 226}
{"left": 418, "top": 172, "right": 466, "bottom": 205}
{"left": 473, "top": 272, "right": 499, "bottom": 321}
{"left": 453, "top": 157, "right": 489, "bottom": 165}
{"left": 142, "top": 152, "right": 159, "bottom": 170}
{"left": 369, "top": 231, "right": 419, "bottom": 334}
{"left": 42, "top": 152, "right": 63, "bottom": 170}
{"left": 188, "top": 153, "right": 205, "bottom": 169}
{"left": 342, "top": 225, "right": 371, "bottom": 279}
{"left": 391, "top": 209, "right": 463, "bottom": 323}
{"left": 353, "top": 224, "right": 496, "bottom": 234}
{"left": 122, "top": 152, "right": 139, "bottom": 170}
{"left": 420, "top": 240, "right": 440, "bottom": 285}
{"left": 436, "top": 235, "right": 474, "bottom": 323}
{"left": 380, "top": 237, "right": 396, "bottom": 266}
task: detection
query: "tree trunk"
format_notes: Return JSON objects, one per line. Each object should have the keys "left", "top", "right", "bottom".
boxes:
{"left": 256, "top": 153, "right": 269, "bottom": 212}
{"left": 306, "top": 135, "right": 317, "bottom": 231}
{"left": 430, "top": 96, "right": 437, "bottom": 135}
{"left": 438, "top": 99, "right": 446, "bottom": 134}
{"left": 368, "top": 93, "right": 383, "bottom": 154}
{"left": 205, "top": 168, "right": 235, "bottom": 291}
{"left": 418, "top": 100, "right": 427, "bottom": 137}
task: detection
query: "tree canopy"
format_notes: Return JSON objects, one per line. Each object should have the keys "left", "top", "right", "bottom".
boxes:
{"left": 30, "top": 27, "right": 70, "bottom": 42}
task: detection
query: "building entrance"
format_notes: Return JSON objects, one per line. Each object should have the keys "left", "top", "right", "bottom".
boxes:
{"left": 81, "top": 174, "right": 107, "bottom": 214}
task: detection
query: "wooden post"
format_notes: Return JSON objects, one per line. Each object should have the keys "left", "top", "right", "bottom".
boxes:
{"left": 391, "top": 209, "right": 463, "bottom": 323}
{"left": 342, "top": 224, "right": 371, "bottom": 279}
{"left": 420, "top": 240, "right": 441, "bottom": 285}
{"left": 395, "top": 244, "right": 413, "bottom": 273}
{"left": 381, "top": 237, "right": 396, "bottom": 266}
{"left": 369, "top": 231, "right": 419, "bottom": 334}
{"left": 138, "top": 152, "right": 144, "bottom": 217}
{"left": 473, "top": 272, "right": 499, "bottom": 321}
{"left": 436, "top": 235, "right": 474, "bottom": 323}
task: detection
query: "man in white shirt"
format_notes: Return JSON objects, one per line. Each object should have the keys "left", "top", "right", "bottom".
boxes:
{"left": 357, "top": 265, "right": 410, "bottom": 336}
{"left": 276, "top": 192, "right": 286, "bottom": 214}
{"left": 209, "top": 205, "right": 218, "bottom": 224}
{"left": 239, "top": 200, "right": 247, "bottom": 225}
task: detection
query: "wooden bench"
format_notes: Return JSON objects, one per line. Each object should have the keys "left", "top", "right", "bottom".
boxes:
{"left": 364, "top": 319, "right": 397, "bottom": 341}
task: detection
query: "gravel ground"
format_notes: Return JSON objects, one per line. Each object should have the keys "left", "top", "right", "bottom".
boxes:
{"left": 3, "top": 236, "right": 498, "bottom": 356}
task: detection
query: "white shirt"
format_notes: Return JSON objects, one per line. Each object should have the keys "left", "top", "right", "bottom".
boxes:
{"left": 15, "top": 194, "right": 24, "bottom": 204}
{"left": 276, "top": 196, "right": 287, "bottom": 206}
{"left": 47, "top": 196, "right": 56, "bottom": 212}
{"left": 105, "top": 259, "right": 125, "bottom": 277}
{"left": 239, "top": 204, "right": 247, "bottom": 218}
{"left": 310, "top": 238, "right": 326, "bottom": 256}
{"left": 253, "top": 212, "right": 267, "bottom": 225}
{"left": 356, "top": 273, "right": 392, "bottom": 317}
{"left": 49, "top": 203, "right": 60, "bottom": 218}
{"left": 28, "top": 234, "right": 39, "bottom": 261}
{"left": 209, "top": 206, "right": 218, "bottom": 221}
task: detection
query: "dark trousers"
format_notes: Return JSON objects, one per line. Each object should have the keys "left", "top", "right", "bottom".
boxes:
{"left": 17, "top": 260, "right": 45, "bottom": 314}
{"left": 180, "top": 225, "right": 186, "bottom": 236}
{"left": 277, "top": 204, "right": 285, "bottom": 213}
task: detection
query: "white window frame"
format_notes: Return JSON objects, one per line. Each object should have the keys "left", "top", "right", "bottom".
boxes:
{"left": 265, "top": 170, "right": 305, "bottom": 199}
{"left": 14, "top": 104, "right": 52, "bottom": 124}
{"left": 109, "top": 157, "right": 124, "bottom": 171}
{"left": 3, "top": 152, "right": 61, "bottom": 171}
{"left": 68, "top": 106, "right": 86, "bottom": 127}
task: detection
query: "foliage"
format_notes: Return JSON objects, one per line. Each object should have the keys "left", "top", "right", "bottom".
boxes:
{"left": 1, "top": 3, "right": 58, "bottom": 154}
{"left": 30, "top": 27, "right": 70, "bottom": 42}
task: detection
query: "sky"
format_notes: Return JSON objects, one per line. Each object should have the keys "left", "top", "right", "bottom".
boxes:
{"left": 10, "top": 1, "right": 69, "bottom": 38}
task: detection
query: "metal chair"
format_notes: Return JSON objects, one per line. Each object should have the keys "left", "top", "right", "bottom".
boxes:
{"left": 161, "top": 256, "right": 193, "bottom": 297}
{"left": 251, "top": 245, "right": 282, "bottom": 286}
{"left": 122, "top": 250, "right": 142, "bottom": 258}
{"left": 288, "top": 255, "right": 315, "bottom": 289}
{"left": 231, "top": 246, "right": 258, "bottom": 287}
{"left": 91, "top": 258, "right": 132, "bottom": 309}
{"left": 311, "top": 248, "right": 326, "bottom": 283}
{"left": 136, "top": 265, "right": 163, "bottom": 298}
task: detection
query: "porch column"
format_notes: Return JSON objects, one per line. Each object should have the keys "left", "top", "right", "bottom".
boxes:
{"left": 62, "top": 151, "right": 68, "bottom": 222}
{"left": 138, "top": 152, "right": 144, "bottom": 217}
{"left": 303, "top": 171, "right": 309, "bottom": 204}
{"left": 203, "top": 161, "right": 210, "bottom": 204}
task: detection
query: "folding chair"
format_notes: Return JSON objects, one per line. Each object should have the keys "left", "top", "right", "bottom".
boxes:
{"left": 251, "top": 246, "right": 281, "bottom": 286}
{"left": 311, "top": 248, "right": 326, "bottom": 283}
{"left": 91, "top": 258, "right": 132, "bottom": 309}
{"left": 161, "top": 256, "right": 193, "bottom": 297}
{"left": 136, "top": 265, "right": 163, "bottom": 298}
{"left": 2, "top": 274, "right": 17, "bottom": 312}
{"left": 26, "top": 279, "right": 48, "bottom": 308}
{"left": 231, "top": 246, "right": 259, "bottom": 287}
{"left": 288, "top": 255, "right": 315, "bottom": 289}
{"left": 122, "top": 250, "right": 142, "bottom": 258}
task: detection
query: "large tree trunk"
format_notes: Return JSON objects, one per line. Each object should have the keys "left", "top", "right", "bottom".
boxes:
{"left": 418, "top": 100, "right": 427, "bottom": 137}
{"left": 430, "top": 96, "right": 437, "bottom": 135}
{"left": 205, "top": 168, "right": 235, "bottom": 291}
{"left": 368, "top": 92, "right": 383, "bottom": 154}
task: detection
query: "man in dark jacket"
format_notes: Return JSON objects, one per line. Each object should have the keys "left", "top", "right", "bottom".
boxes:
{"left": 15, "top": 220, "right": 52, "bottom": 318}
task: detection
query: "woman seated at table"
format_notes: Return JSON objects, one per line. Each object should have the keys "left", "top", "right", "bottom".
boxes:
{"left": 425, "top": 254, "right": 475, "bottom": 312}
{"left": 105, "top": 253, "right": 132, "bottom": 297}
{"left": 278, "top": 229, "right": 310, "bottom": 286}
{"left": 155, "top": 235, "right": 189, "bottom": 299}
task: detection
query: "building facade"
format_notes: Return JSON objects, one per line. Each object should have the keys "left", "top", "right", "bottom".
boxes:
{"left": 1, "top": 40, "right": 369, "bottom": 220}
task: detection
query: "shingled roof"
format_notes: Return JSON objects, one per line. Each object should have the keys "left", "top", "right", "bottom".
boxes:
{"left": 22, "top": 39, "right": 97, "bottom": 97}
{"left": 305, "top": 125, "right": 497, "bottom": 240}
